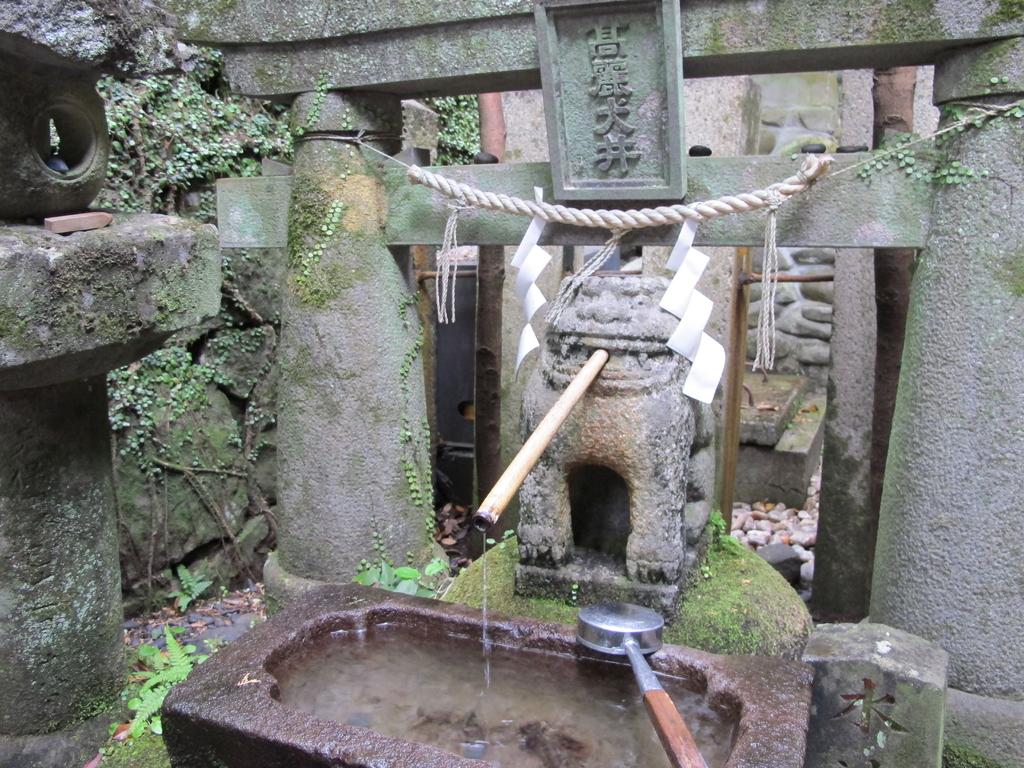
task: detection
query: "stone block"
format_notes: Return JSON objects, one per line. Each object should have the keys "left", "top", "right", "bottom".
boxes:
{"left": 757, "top": 542, "right": 801, "bottom": 585}
{"left": 802, "top": 302, "right": 833, "bottom": 323}
{"left": 0, "top": 213, "right": 221, "bottom": 390}
{"left": 801, "top": 280, "right": 835, "bottom": 303}
{"left": 739, "top": 372, "right": 809, "bottom": 447}
{"left": 0, "top": 0, "right": 178, "bottom": 75}
{"left": 802, "top": 623, "right": 948, "bottom": 768}
{"left": 944, "top": 687, "right": 1024, "bottom": 767}
{"left": 736, "top": 392, "right": 826, "bottom": 508}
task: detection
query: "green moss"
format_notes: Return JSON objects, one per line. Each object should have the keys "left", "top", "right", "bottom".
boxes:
{"left": 442, "top": 534, "right": 812, "bottom": 657}
{"left": 986, "top": 0, "right": 1024, "bottom": 24}
{"left": 442, "top": 536, "right": 578, "bottom": 625}
{"left": 671, "top": 535, "right": 811, "bottom": 656}
{"left": 1003, "top": 252, "right": 1024, "bottom": 297}
{"left": 0, "top": 304, "right": 30, "bottom": 347}
{"left": 704, "top": 17, "right": 727, "bottom": 55}
{"left": 102, "top": 732, "right": 171, "bottom": 768}
{"left": 943, "top": 742, "right": 1008, "bottom": 768}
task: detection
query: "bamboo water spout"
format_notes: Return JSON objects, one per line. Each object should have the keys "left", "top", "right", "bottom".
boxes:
{"left": 472, "top": 349, "right": 609, "bottom": 531}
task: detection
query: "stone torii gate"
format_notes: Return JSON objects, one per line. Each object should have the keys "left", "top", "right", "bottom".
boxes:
{"left": 176, "top": 1, "right": 1024, "bottom": 764}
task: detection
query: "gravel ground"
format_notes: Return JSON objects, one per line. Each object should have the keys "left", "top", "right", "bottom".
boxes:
{"left": 122, "top": 582, "right": 266, "bottom": 653}
{"left": 730, "top": 464, "right": 820, "bottom": 601}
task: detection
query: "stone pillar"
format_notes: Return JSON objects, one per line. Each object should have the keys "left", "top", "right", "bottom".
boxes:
{"left": 0, "top": 377, "right": 122, "bottom": 766}
{"left": 870, "top": 38, "right": 1024, "bottom": 766}
{"left": 268, "top": 91, "right": 433, "bottom": 602}
{"left": 813, "top": 251, "right": 876, "bottom": 620}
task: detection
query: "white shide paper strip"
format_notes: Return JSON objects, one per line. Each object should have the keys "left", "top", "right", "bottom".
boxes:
{"left": 513, "top": 188, "right": 550, "bottom": 371}
{"left": 661, "top": 221, "right": 726, "bottom": 403}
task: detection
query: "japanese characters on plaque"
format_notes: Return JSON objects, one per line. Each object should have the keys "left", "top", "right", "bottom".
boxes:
{"left": 589, "top": 23, "right": 640, "bottom": 176}
{"left": 535, "top": 0, "right": 685, "bottom": 200}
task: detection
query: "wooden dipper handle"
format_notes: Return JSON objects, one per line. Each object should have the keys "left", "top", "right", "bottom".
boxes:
{"left": 643, "top": 689, "right": 709, "bottom": 768}
{"left": 472, "top": 348, "right": 609, "bottom": 530}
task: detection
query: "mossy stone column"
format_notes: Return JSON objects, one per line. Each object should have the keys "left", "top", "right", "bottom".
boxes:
{"left": 870, "top": 39, "right": 1024, "bottom": 767}
{"left": 0, "top": 377, "right": 123, "bottom": 766}
{"left": 269, "top": 91, "right": 433, "bottom": 603}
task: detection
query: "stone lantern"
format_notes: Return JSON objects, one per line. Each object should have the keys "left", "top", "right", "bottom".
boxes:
{"left": 0, "top": 3, "right": 221, "bottom": 764}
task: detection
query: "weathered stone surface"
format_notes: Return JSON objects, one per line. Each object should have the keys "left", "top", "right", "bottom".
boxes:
{"left": 272, "top": 92, "right": 433, "bottom": 597}
{"left": 945, "top": 687, "right": 1024, "bottom": 768}
{"left": 201, "top": 325, "right": 277, "bottom": 400}
{"left": 0, "top": 213, "right": 221, "bottom": 390}
{"left": 802, "top": 623, "right": 948, "bottom": 768}
{"left": 516, "top": 276, "right": 694, "bottom": 615}
{"left": 535, "top": 0, "right": 685, "bottom": 200}
{"left": 736, "top": 392, "right": 826, "bottom": 508}
{"left": 0, "top": 55, "right": 109, "bottom": 220}
{"left": 801, "top": 301, "right": 833, "bottom": 323}
{"left": 168, "top": 0, "right": 1024, "bottom": 96}
{"left": 871, "top": 49, "right": 1024, "bottom": 702}
{"left": 0, "top": 0, "right": 178, "bottom": 75}
{"left": 165, "top": 583, "right": 814, "bottom": 767}
{"left": 815, "top": 251, "right": 877, "bottom": 621}
{"left": 449, "top": 533, "right": 813, "bottom": 660}
{"left": 227, "top": 154, "right": 934, "bottom": 251}
{"left": 115, "top": 385, "right": 250, "bottom": 594}
{"left": 757, "top": 542, "right": 802, "bottom": 585}
{"left": 384, "top": 155, "right": 934, "bottom": 249}
{"left": 0, "top": 377, "right": 122, "bottom": 745}
{"left": 739, "top": 373, "right": 809, "bottom": 447}
{"left": 225, "top": 247, "right": 287, "bottom": 324}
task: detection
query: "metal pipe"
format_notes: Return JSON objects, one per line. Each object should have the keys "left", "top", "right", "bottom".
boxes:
{"left": 740, "top": 271, "right": 834, "bottom": 285}
{"left": 718, "top": 248, "right": 752, "bottom": 532}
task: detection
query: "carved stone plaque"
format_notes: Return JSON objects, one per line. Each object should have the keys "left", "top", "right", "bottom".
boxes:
{"left": 534, "top": 0, "right": 685, "bottom": 201}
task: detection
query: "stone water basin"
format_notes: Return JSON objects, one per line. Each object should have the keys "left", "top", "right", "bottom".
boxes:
{"left": 163, "top": 586, "right": 812, "bottom": 767}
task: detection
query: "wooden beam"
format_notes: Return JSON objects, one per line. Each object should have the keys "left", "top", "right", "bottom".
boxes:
{"left": 167, "top": 0, "right": 1023, "bottom": 98}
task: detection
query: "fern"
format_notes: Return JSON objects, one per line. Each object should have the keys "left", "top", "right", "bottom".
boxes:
{"left": 126, "top": 626, "right": 207, "bottom": 738}
{"left": 167, "top": 564, "right": 213, "bottom": 612}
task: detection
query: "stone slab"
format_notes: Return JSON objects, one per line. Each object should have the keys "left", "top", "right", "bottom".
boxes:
{"left": 214, "top": 154, "right": 932, "bottom": 250}
{"left": 0, "top": 0, "right": 178, "bottom": 75}
{"left": 739, "top": 372, "right": 809, "bottom": 446}
{"left": 736, "top": 392, "right": 826, "bottom": 507}
{"left": 216, "top": 176, "right": 292, "bottom": 249}
{"left": 534, "top": 0, "right": 686, "bottom": 200}
{"left": 0, "top": 213, "right": 220, "bottom": 390}
{"left": 166, "top": 0, "right": 1023, "bottom": 96}
{"left": 944, "top": 686, "right": 1024, "bottom": 767}
{"left": 802, "top": 622, "right": 948, "bottom": 768}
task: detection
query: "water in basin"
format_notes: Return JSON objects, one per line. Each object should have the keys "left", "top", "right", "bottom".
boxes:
{"left": 274, "top": 624, "right": 734, "bottom": 767}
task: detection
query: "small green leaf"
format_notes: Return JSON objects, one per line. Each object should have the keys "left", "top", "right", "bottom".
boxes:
{"left": 394, "top": 579, "right": 419, "bottom": 595}
{"left": 394, "top": 566, "right": 420, "bottom": 580}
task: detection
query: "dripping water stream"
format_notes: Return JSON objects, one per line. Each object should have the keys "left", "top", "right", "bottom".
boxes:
{"left": 480, "top": 530, "right": 491, "bottom": 689}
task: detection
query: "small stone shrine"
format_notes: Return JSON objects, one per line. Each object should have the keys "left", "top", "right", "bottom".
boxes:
{"left": 517, "top": 276, "right": 697, "bottom": 615}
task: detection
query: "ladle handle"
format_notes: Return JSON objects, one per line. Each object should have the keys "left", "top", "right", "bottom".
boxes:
{"left": 624, "top": 641, "right": 709, "bottom": 768}
{"left": 472, "top": 349, "right": 609, "bottom": 530}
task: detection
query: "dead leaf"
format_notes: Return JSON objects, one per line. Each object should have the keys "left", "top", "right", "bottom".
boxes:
{"left": 440, "top": 537, "right": 456, "bottom": 546}
{"left": 112, "top": 722, "right": 131, "bottom": 742}
{"left": 755, "top": 402, "right": 779, "bottom": 411}
{"left": 800, "top": 404, "right": 819, "bottom": 413}
{"left": 82, "top": 754, "right": 103, "bottom": 768}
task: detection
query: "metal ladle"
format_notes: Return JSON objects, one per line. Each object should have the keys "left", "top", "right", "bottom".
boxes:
{"left": 577, "top": 602, "right": 709, "bottom": 768}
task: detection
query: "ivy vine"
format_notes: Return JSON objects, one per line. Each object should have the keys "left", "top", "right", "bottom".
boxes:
{"left": 426, "top": 95, "right": 481, "bottom": 165}
{"left": 97, "top": 47, "right": 293, "bottom": 219}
